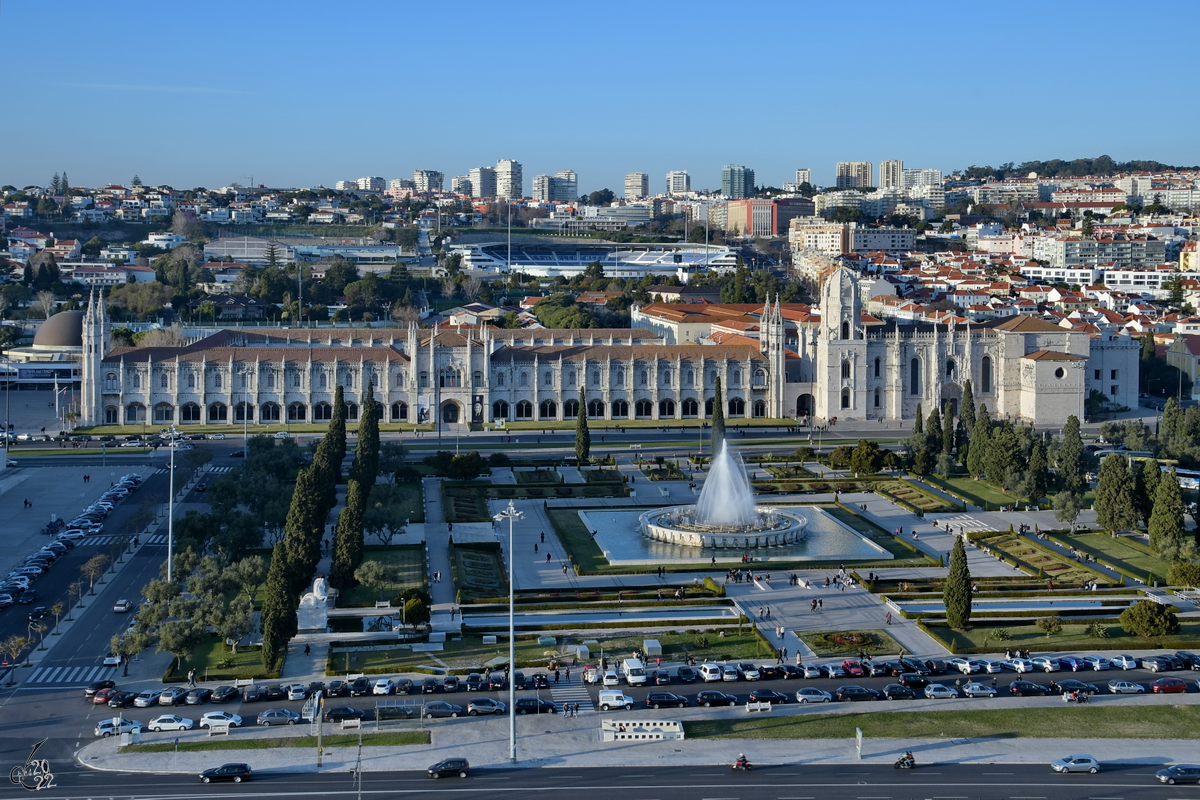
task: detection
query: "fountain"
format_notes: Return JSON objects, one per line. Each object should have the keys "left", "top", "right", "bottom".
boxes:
{"left": 639, "top": 442, "right": 807, "bottom": 549}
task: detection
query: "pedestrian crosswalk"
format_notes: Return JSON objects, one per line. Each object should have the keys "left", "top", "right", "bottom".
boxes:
{"left": 935, "top": 514, "right": 992, "bottom": 534}
{"left": 76, "top": 534, "right": 167, "bottom": 547}
{"left": 550, "top": 679, "right": 595, "bottom": 713}
{"left": 208, "top": 466, "right": 231, "bottom": 475}
{"left": 27, "top": 664, "right": 117, "bottom": 685}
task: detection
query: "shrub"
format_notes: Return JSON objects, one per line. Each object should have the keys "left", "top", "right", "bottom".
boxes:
{"left": 694, "top": 636, "right": 710, "bottom": 650}
{"left": 993, "top": 628, "right": 1011, "bottom": 641}
{"left": 1119, "top": 599, "right": 1180, "bottom": 639}
{"left": 1084, "top": 620, "right": 1109, "bottom": 639}
{"left": 1036, "top": 616, "right": 1062, "bottom": 636}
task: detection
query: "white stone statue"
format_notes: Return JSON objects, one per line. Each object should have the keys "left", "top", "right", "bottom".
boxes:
{"left": 297, "top": 576, "right": 332, "bottom": 631}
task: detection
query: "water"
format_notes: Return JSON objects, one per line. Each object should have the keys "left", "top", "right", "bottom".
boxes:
{"left": 896, "top": 599, "right": 1138, "bottom": 612}
{"left": 693, "top": 442, "right": 758, "bottom": 527}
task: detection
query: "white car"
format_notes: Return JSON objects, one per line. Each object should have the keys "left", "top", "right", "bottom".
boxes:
{"left": 1081, "top": 656, "right": 1111, "bottom": 671}
{"left": 200, "top": 711, "right": 243, "bottom": 728}
{"left": 57, "top": 531, "right": 87, "bottom": 542}
{"left": 962, "top": 681, "right": 997, "bottom": 698}
{"left": 951, "top": 658, "right": 986, "bottom": 674}
{"left": 1031, "top": 656, "right": 1061, "bottom": 672}
{"left": 1000, "top": 658, "right": 1034, "bottom": 673}
{"left": 795, "top": 687, "right": 833, "bottom": 703}
{"left": 113, "top": 599, "right": 132, "bottom": 613}
{"left": 1110, "top": 654, "right": 1139, "bottom": 670}
{"left": 208, "top": 433, "right": 226, "bottom": 440}
{"left": 602, "top": 671, "right": 620, "bottom": 686}
{"left": 95, "top": 718, "right": 141, "bottom": 738}
{"left": 819, "top": 663, "right": 846, "bottom": 678}
{"left": 800, "top": 663, "right": 822, "bottom": 678}
{"left": 1051, "top": 754, "right": 1100, "bottom": 774}
{"left": 273, "top": 431, "right": 289, "bottom": 439}
{"left": 924, "top": 683, "right": 959, "bottom": 699}
{"left": 102, "top": 653, "right": 122, "bottom": 666}
{"left": 373, "top": 678, "right": 396, "bottom": 695}
{"left": 133, "top": 692, "right": 158, "bottom": 708}
{"left": 119, "top": 440, "right": 143, "bottom": 448}
{"left": 148, "top": 714, "right": 195, "bottom": 732}
{"left": 722, "top": 665, "right": 739, "bottom": 682}
{"left": 286, "top": 684, "right": 308, "bottom": 700}
{"left": 1107, "top": 680, "right": 1144, "bottom": 694}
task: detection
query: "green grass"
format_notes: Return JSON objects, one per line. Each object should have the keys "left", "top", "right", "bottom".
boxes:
{"left": 825, "top": 506, "right": 932, "bottom": 563}
{"left": 938, "top": 476, "right": 1022, "bottom": 508}
{"left": 121, "top": 730, "right": 430, "bottom": 752}
{"left": 166, "top": 636, "right": 271, "bottom": 682}
{"left": 926, "top": 619, "right": 1200, "bottom": 653}
{"left": 497, "top": 418, "right": 796, "bottom": 431}
{"left": 515, "top": 469, "right": 563, "bottom": 485}
{"left": 443, "top": 484, "right": 491, "bottom": 522}
{"left": 981, "top": 534, "right": 1109, "bottom": 587}
{"left": 546, "top": 507, "right": 609, "bottom": 574}
{"left": 1054, "top": 532, "right": 1171, "bottom": 583}
{"left": 876, "top": 481, "right": 959, "bottom": 512}
{"left": 450, "top": 542, "right": 507, "bottom": 601}
{"left": 336, "top": 545, "right": 427, "bottom": 606}
{"left": 686, "top": 705, "right": 1200, "bottom": 740}
{"left": 794, "top": 629, "right": 906, "bottom": 658}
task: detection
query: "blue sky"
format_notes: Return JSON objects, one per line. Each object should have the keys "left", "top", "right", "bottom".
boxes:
{"left": 5, "top": 0, "right": 1198, "bottom": 194}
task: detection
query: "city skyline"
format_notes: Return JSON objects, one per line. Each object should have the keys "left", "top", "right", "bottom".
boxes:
{"left": 3, "top": 0, "right": 1198, "bottom": 193}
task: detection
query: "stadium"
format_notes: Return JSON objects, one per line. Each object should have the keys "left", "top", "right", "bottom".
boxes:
{"left": 449, "top": 238, "right": 738, "bottom": 279}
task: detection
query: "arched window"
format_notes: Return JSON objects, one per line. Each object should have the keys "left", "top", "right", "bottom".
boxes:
{"left": 659, "top": 398, "right": 676, "bottom": 417}
{"left": 515, "top": 400, "right": 533, "bottom": 419}
{"left": 591, "top": 370, "right": 600, "bottom": 386}
{"left": 682, "top": 398, "right": 699, "bottom": 416}
{"left": 132, "top": 373, "right": 141, "bottom": 390}
{"left": 266, "top": 371, "right": 275, "bottom": 390}
{"left": 320, "top": 372, "right": 328, "bottom": 389}
{"left": 539, "top": 400, "right": 557, "bottom": 419}
{"left": 611, "top": 399, "right": 629, "bottom": 418}
{"left": 753, "top": 368, "right": 766, "bottom": 386}
{"left": 752, "top": 399, "right": 766, "bottom": 418}
{"left": 946, "top": 359, "right": 956, "bottom": 379}
{"left": 495, "top": 373, "right": 504, "bottom": 387}
{"left": 662, "top": 369, "right": 671, "bottom": 386}
{"left": 391, "top": 401, "right": 408, "bottom": 422}
{"left": 214, "top": 373, "right": 222, "bottom": 389}
{"left": 292, "top": 372, "right": 301, "bottom": 388}
{"left": 874, "top": 387, "right": 881, "bottom": 408}
{"left": 981, "top": 355, "right": 993, "bottom": 394}
{"left": 519, "top": 372, "right": 528, "bottom": 387}
{"left": 260, "top": 402, "right": 280, "bottom": 421}
{"left": 874, "top": 357, "right": 881, "bottom": 378}
{"left": 543, "top": 371, "right": 552, "bottom": 387}
{"left": 587, "top": 398, "right": 605, "bottom": 417}
{"left": 563, "top": 398, "right": 579, "bottom": 418}
{"left": 287, "top": 402, "right": 306, "bottom": 422}
{"left": 842, "top": 320, "right": 850, "bottom": 340}
{"left": 635, "top": 399, "right": 653, "bottom": 417}
{"left": 208, "top": 402, "right": 227, "bottom": 422}
{"left": 238, "top": 372, "right": 246, "bottom": 389}
{"left": 910, "top": 358, "right": 921, "bottom": 395}
{"left": 187, "top": 373, "right": 195, "bottom": 389}
{"left": 705, "top": 398, "right": 714, "bottom": 416}
{"left": 492, "top": 400, "right": 510, "bottom": 419}
{"left": 125, "top": 403, "right": 144, "bottom": 423}
{"left": 728, "top": 397, "right": 745, "bottom": 416}
{"left": 180, "top": 402, "right": 201, "bottom": 423}
{"left": 345, "top": 372, "right": 355, "bottom": 389}
{"left": 731, "top": 369, "right": 741, "bottom": 386}
{"left": 615, "top": 367, "right": 624, "bottom": 385}
{"left": 686, "top": 370, "right": 694, "bottom": 386}
{"left": 439, "top": 369, "right": 460, "bottom": 388}
{"left": 104, "top": 373, "right": 117, "bottom": 391}
{"left": 640, "top": 370, "right": 648, "bottom": 386}
{"left": 104, "top": 406, "right": 118, "bottom": 424}
{"left": 567, "top": 371, "right": 575, "bottom": 386}
{"left": 841, "top": 388, "right": 850, "bottom": 409}
{"left": 345, "top": 402, "right": 358, "bottom": 421}
{"left": 153, "top": 402, "right": 174, "bottom": 423}
{"left": 313, "top": 402, "right": 332, "bottom": 421}
{"left": 234, "top": 402, "right": 254, "bottom": 422}
{"left": 841, "top": 360, "right": 851, "bottom": 379}
{"left": 160, "top": 373, "right": 169, "bottom": 389}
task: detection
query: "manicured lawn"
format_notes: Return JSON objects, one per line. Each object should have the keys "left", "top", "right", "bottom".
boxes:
{"left": 938, "top": 476, "right": 1021, "bottom": 509}
{"left": 337, "top": 545, "right": 427, "bottom": 606}
{"left": 443, "top": 484, "right": 491, "bottom": 522}
{"left": 376, "top": 481, "right": 425, "bottom": 523}
{"left": 1054, "top": 532, "right": 1171, "bottom": 584}
{"left": 515, "top": 469, "right": 563, "bottom": 485}
{"left": 876, "top": 481, "right": 958, "bottom": 513}
{"left": 451, "top": 543, "right": 507, "bottom": 601}
{"left": 123, "top": 731, "right": 430, "bottom": 752}
{"left": 795, "top": 629, "right": 906, "bottom": 658}
{"left": 686, "top": 705, "right": 1200, "bottom": 740}
{"left": 546, "top": 507, "right": 609, "bottom": 574}
{"left": 928, "top": 619, "right": 1200, "bottom": 653}
{"left": 981, "top": 534, "right": 1109, "bottom": 587}
{"left": 166, "top": 636, "right": 270, "bottom": 682}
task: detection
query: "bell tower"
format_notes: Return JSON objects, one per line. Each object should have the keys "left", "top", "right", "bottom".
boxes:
{"left": 815, "top": 267, "right": 865, "bottom": 420}
{"left": 80, "top": 289, "right": 110, "bottom": 426}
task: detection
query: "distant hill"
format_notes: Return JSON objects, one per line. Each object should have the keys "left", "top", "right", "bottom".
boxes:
{"left": 959, "top": 155, "right": 1199, "bottom": 181}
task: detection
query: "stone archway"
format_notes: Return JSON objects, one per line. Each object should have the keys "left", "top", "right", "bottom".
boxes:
{"left": 441, "top": 400, "right": 461, "bottom": 424}
{"left": 796, "top": 394, "right": 814, "bottom": 416}
{"left": 940, "top": 382, "right": 963, "bottom": 418}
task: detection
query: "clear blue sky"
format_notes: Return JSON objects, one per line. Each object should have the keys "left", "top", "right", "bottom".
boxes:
{"left": 5, "top": 0, "right": 1198, "bottom": 194}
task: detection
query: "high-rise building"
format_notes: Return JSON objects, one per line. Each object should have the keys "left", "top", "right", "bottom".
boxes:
{"left": 412, "top": 170, "right": 444, "bottom": 193}
{"left": 835, "top": 161, "right": 873, "bottom": 189}
{"left": 666, "top": 170, "right": 691, "bottom": 194}
{"left": 795, "top": 168, "right": 812, "bottom": 186}
{"left": 532, "top": 175, "right": 552, "bottom": 202}
{"left": 334, "top": 180, "right": 357, "bottom": 191}
{"left": 389, "top": 178, "right": 415, "bottom": 190}
{"left": 496, "top": 159, "right": 522, "bottom": 199}
{"left": 356, "top": 176, "right": 385, "bottom": 192}
{"left": 553, "top": 170, "right": 577, "bottom": 203}
{"left": 468, "top": 167, "right": 497, "bottom": 198}
{"left": 721, "top": 165, "right": 755, "bottom": 199}
{"left": 625, "top": 172, "right": 650, "bottom": 200}
{"left": 450, "top": 175, "right": 471, "bottom": 195}
{"left": 879, "top": 160, "right": 904, "bottom": 189}
{"left": 902, "top": 168, "right": 942, "bottom": 189}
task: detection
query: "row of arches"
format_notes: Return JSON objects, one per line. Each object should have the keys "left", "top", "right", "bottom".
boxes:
{"left": 490, "top": 397, "right": 767, "bottom": 421}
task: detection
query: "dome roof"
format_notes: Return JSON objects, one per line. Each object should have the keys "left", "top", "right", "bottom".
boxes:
{"left": 32, "top": 310, "right": 84, "bottom": 349}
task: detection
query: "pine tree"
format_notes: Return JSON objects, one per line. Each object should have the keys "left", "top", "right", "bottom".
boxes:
{"left": 1135, "top": 461, "right": 1161, "bottom": 528}
{"left": 574, "top": 391, "right": 590, "bottom": 462}
{"left": 942, "top": 403, "right": 955, "bottom": 456}
{"left": 1027, "top": 438, "right": 1048, "bottom": 504}
{"left": 50, "top": 173, "right": 60, "bottom": 195}
{"left": 711, "top": 376, "right": 726, "bottom": 454}
{"left": 1162, "top": 397, "right": 1185, "bottom": 451}
{"left": 1057, "top": 415, "right": 1087, "bottom": 495}
{"left": 60, "top": 171, "right": 70, "bottom": 199}
{"left": 1148, "top": 467, "right": 1185, "bottom": 556}
{"left": 961, "top": 379, "right": 976, "bottom": 432}
{"left": 330, "top": 479, "right": 366, "bottom": 590}
{"left": 983, "top": 421, "right": 1017, "bottom": 488}
{"left": 943, "top": 537, "right": 972, "bottom": 629}
{"left": 259, "top": 540, "right": 296, "bottom": 672}
{"left": 967, "top": 405, "right": 991, "bottom": 478}
{"left": 926, "top": 406, "right": 943, "bottom": 456}
{"left": 1094, "top": 454, "right": 1137, "bottom": 534}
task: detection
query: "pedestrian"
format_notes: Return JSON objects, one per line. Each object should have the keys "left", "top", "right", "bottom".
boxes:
{"left": 566, "top": 667, "right": 571, "bottom": 681}
{"left": 817, "top": 599, "right": 823, "bottom": 610}
{"left": 765, "top": 606, "right": 770, "bottom": 618}
{"left": 534, "top": 543, "right": 539, "bottom": 553}
{"left": 540, "top": 531, "right": 545, "bottom": 543}
{"left": 562, "top": 563, "right": 568, "bottom": 575}
{"left": 547, "top": 553, "right": 551, "bottom": 562}
{"left": 782, "top": 648, "right": 788, "bottom": 660}
{"left": 450, "top": 607, "right": 456, "bottom": 621}
{"left": 554, "top": 669, "right": 560, "bottom": 684}
{"left": 304, "top": 644, "right": 311, "bottom": 656}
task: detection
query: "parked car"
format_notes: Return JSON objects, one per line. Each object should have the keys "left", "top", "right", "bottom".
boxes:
{"left": 653, "top": 669, "right": 674, "bottom": 685}
{"left": 159, "top": 687, "right": 189, "bottom": 706}
{"left": 94, "top": 719, "right": 140, "bottom": 738}
{"left": 427, "top": 758, "right": 469, "bottom": 779}
{"left": 242, "top": 685, "right": 264, "bottom": 703}
{"left": 348, "top": 677, "right": 372, "bottom": 696}
{"left": 422, "top": 701, "right": 464, "bottom": 718}
{"left": 92, "top": 688, "right": 119, "bottom": 704}
{"left": 256, "top": 708, "right": 301, "bottom": 726}
{"left": 1107, "top": 680, "right": 1144, "bottom": 694}
{"left": 777, "top": 664, "right": 802, "bottom": 679}
{"left": 697, "top": 690, "right": 738, "bottom": 707}
{"left": 85, "top": 680, "right": 117, "bottom": 697}
{"left": 1151, "top": 677, "right": 1189, "bottom": 694}
{"left": 800, "top": 664, "right": 823, "bottom": 678}
{"left": 819, "top": 663, "right": 845, "bottom": 679}
{"left": 287, "top": 684, "right": 308, "bottom": 701}
{"left": 962, "top": 681, "right": 997, "bottom": 698}
{"left": 324, "top": 707, "right": 367, "bottom": 723}
{"left": 882, "top": 684, "right": 916, "bottom": 700}
{"left": 1009, "top": 681, "right": 1048, "bottom": 697}
{"left": 262, "top": 684, "right": 285, "bottom": 700}
{"left": 924, "top": 683, "right": 959, "bottom": 699}
{"left": 467, "top": 698, "right": 506, "bottom": 716}
{"left": 133, "top": 691, "right": 159, "bottom": 708}
{"left": 646, "top": 692, "right": 690, "bottom": 709}
{"left": 210, "top": 686, "right": 240, "bottom": 704}
{"left": 840, "top": 659, "right": 865, "bottom": 677}
{"left": 1053, "top": 680, "right": 1099, "bottom": 696}
{"left": 514, "top": 698, "right": 557, "bottom": 715}
{"left": 1080, "top": 656, "right": 1111, "bottom": 671}
{"left": 185, "top": 688, "right": 213, "bottom": 705}
{"left": 441, "top": 676, "right": 460, "bottom": 693}
{"left": 392, "top": 678, "right": 414, "bottom": 695}
{"left": 1156, "top": 765, "right": 1200, "bottom": 785}
{"left": 1140, "top": 657, "right": 1170, "bottom": 672}
{"left": 897, "top": 673, "right": 928, "bottom": 689}
{"left": 795, "top": 687, "right": 834, "bottom": 703}
{"left": 199, "top": 764, "right": 251, "bottom": 783}
{"left": 1110, "top": 654, "right": 1139, "bottom": 670}
{"left": 464, "top": 673, "right": 485, "bottom": 692}
{"left": 677, "top": 666, "right": 699, "bottom": 683}
{"left": 149, "top": 714, "right": 195, "bottom": 732}
{"left": 1051, "top": 754, "right": 1100, "bottom": 774}
{"left": 325, "top": 680, "right": 348, "bottom": 697}
{"left": 200, "top": 712, "right": 243, "bottom": 728}
{"left": 1175, "top": 651, "right": 1200, "bottom": 670}
{"left": 107, "top": 691, "right": 139, "bottom": 708}
{"left": 835, "top": 685, "right": 882, "bottom": 701}
{"left": 721, "top": 665, "right": 739, "bottom": 682}
{"left": 421, "top": 677, "right": 439, "bottom": 694}
{"left": 532, "top": 673, "right": 550, "bottom": 689}
{"left": 1031, "top": 656, "right": 1061, "bottom": 672}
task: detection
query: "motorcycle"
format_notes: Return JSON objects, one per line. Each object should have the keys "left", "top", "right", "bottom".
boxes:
{"left": 1064, "top": 691, "right": 1089, "bottom": 704}
{"left": 732, "top": 757, "right": 753, "bottom": 771}
{"left": 894, "top": 754, "right": 916, "bottom": 770}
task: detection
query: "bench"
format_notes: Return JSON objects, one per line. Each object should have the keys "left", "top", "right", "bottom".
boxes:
{"left": 207, "top": 722, "right": 231, "bottom": 736}
{"left": 745, "top": 702, "right": 773, "bottom": 713}
{"left": 600, "top": 718, "right": 684, "bottom": 742}
{"left": 341, "top": 718, "right": 361, "bottom": 730}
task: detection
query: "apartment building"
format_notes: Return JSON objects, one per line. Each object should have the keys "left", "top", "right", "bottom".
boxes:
{"left": 835, "top": 161, "right": 872, "bottom": 189}
{"left": 878, "top": 160, "right": 904, "bottom": 189}
{"left": 625, "top": 172, "right": 650, "bottom": 200}
{"left": 451, "top": 176, "right": 471, "bottom": 195}
{"left": 721, "top": 165, "right": 754, "bottom": 199}
{"left": 468, "top": 167, "right": 497, "bottom": 199}
{"left": 496, "top": 159, "right": 522, "bottom": 199}
{"left": 795, "top": 168, "right": 812, "bottom": 186}
{"left": 413, "top": 170, "right": 444, "bottom": 193}
{"left": 357, "top": 177, "right": 385, "bottom": 192}
{"left": 666, "top": 170, "right": 691, "bottom": 194}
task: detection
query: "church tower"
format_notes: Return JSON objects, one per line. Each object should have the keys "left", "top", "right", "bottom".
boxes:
{"left": 80, "top": 289, "right": 110, "bottom": 426}
{"left": 815, "top": 267, "right": 866, "bottom": 420}
{"left": 759, "top": 295, "right": 786, "bottom": 417}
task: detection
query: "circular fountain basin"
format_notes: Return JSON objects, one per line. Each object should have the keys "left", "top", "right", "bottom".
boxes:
{"left": 640, "top": 505, "right": 808, "bottom": 549}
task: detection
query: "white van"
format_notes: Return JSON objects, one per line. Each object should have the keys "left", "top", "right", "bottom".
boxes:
{"left": 598, "top": 690, "right": 634, "bottom": 711}
{"left": 622, "top": 658, "right": 647, "bottom": 686}
{"left": 698, "top": 663, "right": 723, "bottom": 682}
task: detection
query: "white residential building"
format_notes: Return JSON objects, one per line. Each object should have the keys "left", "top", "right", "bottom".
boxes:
{"left": 625, "top": 172, "right": 650, "bottom": 200}
{"left": 878, "top": 160, "right": 904, "bottom": 189}
{"left": 496, "top": 159, "right": 523, "bottom": 199}
{"left": 468, "top": 167, "right": 497, "bottom": 199}
{"left": 835, "top": 161, "right": 872, "bottom": 188}
{"left": 412, "top": 170, "right": 444, "bottom": 193}
{"left": 357, "top": 177, "right": 385, "bottom": 192}
{"left": 795, "top": 168, "right": 812, "bottom": 186}
{"left": 666, "top": 171, "right": 691, "bottom": 194}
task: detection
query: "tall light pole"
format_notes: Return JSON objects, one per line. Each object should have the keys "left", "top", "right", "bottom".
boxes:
{"left": 492, "top": 500, "right": 523, "bottom": 764}
{"left": 166, "top": 424, "right": 177, "bottom": 581}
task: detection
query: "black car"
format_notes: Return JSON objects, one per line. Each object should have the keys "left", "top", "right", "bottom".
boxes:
{"left": 1158, "top": 654, "right": 1187, "bottom": 671}
{"left": 107, "top": 691, "right": 139, "bottom": 708}
{"left": 777, "top": 664, "right": 802, "bottom": 679}
{"left": 696, "top": 690, "right": 738, "bottom": 707}
{"left": 677, "top": 666, "right": 699, "bottom": 683}
{"left": 748, "top": 689, "right": 788, "bottom": 705}
{"left": 18, "top": 590, "right": 37, "bottom": 604}
{"left": 427, "top": 758, "right": 469, "bottom": 779}
{"left": 923, "top": 659, "right": 950, "bottom": 675}
{"left": 465, "top": 673, "right": 485, "bottom": 692}
{"left": 897, "top": 673, "right": 929, "bottom": 689}
{"left": 652, "top": 670, "right": 673, "bottom": 685}
{"left": 900, "top": 658, "right": 930, "bottom": 675}
{"left": 441, "top": 676, "right": 460, "bottom": 693}
{"left": 307, "top": 681, "right": 327, "bottom": 696}
{"left": 200, "top": 763, "right": 252, "bottom": 784}
{"left": 511, "top": 671, "right": 527, "bottom": 690}
{"left": 27, "top": 606, "right": 46, "bottom": 622}
{"left": 865, "top": 661, "right": 893, "bottom": 677}
{"left": 211, "top": 686, "right": 240, "bottom": 704}
{"left": 835, "top": 685, "right": 882, "bottom": 701}
{"left": 393, "top": 678, "right": 414, "bottom": 694}
{"left": 349, "top": 677, "right": 372, "bottom": 696}
{"left": 882, "top": 684, "right": 916, "bottom": 700}
{"left": 85, "top": 680, "right": 117, "bottom": 697}
{"left": 263, "top": 684, "right": 285, "bottom": 701}
{"left": 531, "top": 673, "right": 549, "bottom": 689}
{"left": 487, "top": 673, "right": 506, "bottom": 691}
{"left": 326, "top": 680, "right": 350, "bottom": 697}
{"left": 1175, "top": 652, "right": 1200, "bottom": 670}
{"left": 514, "top": 698, "right": 556, "bottom": 715}
{"left": 421, "top": 677, "right": 439, "bottom": 694}
{"left": 645, "top": 692, "right": 689, "bottom": 709}
{"left": 324, "top": 706, "right": 367, "bottom": 722}
{"left": 242, "top": 685, "right": 264, "bottom": 703}
{"left": 1052, "top": 679, "right": 1099, "bottom": 695}
{"left": 757, "top": 665, "right": 780, "bottom": 681}
{"left": 1009, "top": 680, "right": 1048, "bottom": 697}
{"left": 878, "top": 661, "right": 907, "bottom": 677}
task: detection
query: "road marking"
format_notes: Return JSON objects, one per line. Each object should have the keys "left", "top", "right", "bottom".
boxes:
{"left": 63, "top": 666, "right": 81, "bottom": 682}
{"left": 45, "top": 667, "right": 64, "bottom": 682}
{"left": 28, "top": 668, "right": 46, "bottom": 682}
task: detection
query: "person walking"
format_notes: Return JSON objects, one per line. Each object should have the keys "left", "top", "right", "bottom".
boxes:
{"left": 304, "top": 644, "right": 311, "bottom": 656}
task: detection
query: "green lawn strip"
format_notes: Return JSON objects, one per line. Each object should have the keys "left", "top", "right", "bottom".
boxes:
{"left": 922, "top": 619, "right": 1200, "bottom": 653}
{"left": 825, "top": 505, "right": 932, "bottom": 563}
{"left": 936, "top": 476, "right": 1022, "bottom": 509}
{"left": 121, "top": 731, "right": 430, "bottom": 752}
{"left": 443, "top": 484, "right": 491, "bottom": 522}
{"left": 515, "top": 469, "right": 564, "bottom": 485}
{"left": 980, "top": 533, "right": 1113, "bottom": 586}
{"left": 165, "top": 636, "right": 271, "bottom": 682}
{"left": 685, "top": 706, "right": 1200, "bottom": 740}
{"left": 794, "top": 629, "right": 906, "bottom": 658}
{"left": 337, "top": 544, "right": 428, "bottom": 606}
{"left": 1051, "top": 532, "right": 1170, "bottom": 584}
{"left": 377, "top": 481, "right": 425, "bottom": 523}
{"left": 547, "top": 507, "right": 611, "bottom": 574}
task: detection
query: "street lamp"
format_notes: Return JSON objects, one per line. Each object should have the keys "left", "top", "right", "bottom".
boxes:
{"left": 166, "top": 423, "right": 177, "bottom": 582}
{"left": 492, "top": 499, "right": 523, "bottom": 764}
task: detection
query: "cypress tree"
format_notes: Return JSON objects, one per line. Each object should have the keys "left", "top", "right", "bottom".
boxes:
{"left": 351, "top": 382, "right": 380, "bottom": 490}
{"left": 330, "top": 385, "right": 347, "bottom": 467}
{"left": 1148, "top": 467, "right": 1185, "bottom": 556}
{"left": 1162, "top": 397, "right": 1185, "bottom": 451}
{"left": 259, "top": 540, "right": 297, "bottom": 672}
{"left": 967, "top": 404, "right": 991, "bottom": 478}
{"left": 926, "top": 406, "right": 943, "bottom": 457}
{"left": 1135, "top": 460, "right": 1161, "bottom": 528}
{"left": 1027, "top": 438, "right": 1048, "bottom": 504}
{"left": 942, "top": 403, "right": 955, "bottom": 456}
{"left": 711, "top": 376, "right": 726, "bottom": 454}
{"left": 330, "top": 479, "right": 366, "bottom": 590}
{"left": 961, "top": 379, "right": 976, "bottom": 432}
{"left": 574, "top": 391, "right": 590, "bottom": 462}
{"left": 282, "top": 465, "right": 325, "bottom": 594}
{"left": 912, "top": 403, "right": 924, "bottom": 437}
{"left": 1095, "top": 454, "right": 1137, "bottom": 534}
{"left": 943, "top": 536, "right": 973, "bottom": 629}
{"left": 1057, "top": 415, "right": 1087, "bottom": 495}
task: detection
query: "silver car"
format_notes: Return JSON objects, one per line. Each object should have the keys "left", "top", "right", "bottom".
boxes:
{"left": 1051, "top": 754, "right": 1099, "bottom": 773}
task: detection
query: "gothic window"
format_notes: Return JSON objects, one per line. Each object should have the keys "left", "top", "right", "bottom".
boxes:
{"left": 981, "top": 355, "right": 993, "bottom": 394}
{"left": 519, "top": 372, "right": 528, "bottom": 387}
{"left": 260, "top": 402, "right": 280, "bottom": 421}
{"left": 731, "top": 369, "right": 741, "bottom": 386}
{"left": 841, "top": 388, "right": 850, "bottom": 409}
{"left": 239, "top": 373, "right": 246, "bottom": 389}
{"left": 659, "top": 398, "right": 675, "bottom": 417}
{"left": 322, "top": 372, "right": 331, "bottom": 389}
{"left": 682, "top": 398, "right": 699, "bottom": 416}
{"left": 946, "top": 359, "right": 956, "bottom": 379}
{"left": 492, "top": 400, "right": 510, "bottom": 419}
{"left": 662, "top": 369, "right": 671, "bottom": 386}
{"left": 611, "top": 399, "right": 629, "bottom": 418}
{"left": 208, "top": 403, "right": 227, "bottom": 422}
{"left": 439, "top": 369, "right": 460, "bottom": 388}
{"left": 567, "top": 371, "right": 575, "bottom": 387}
{"left": 180, "top": 402, "right": 201, "bottom": 422}
{"left": 752, "top": 400, "right": 766, "bottom": 418}
{"left": 187, "top": 373, "right": 195, "bottom": 389}
{"left": 842, "top": 321, "right": 850, "bottom": 340}
{"left": 214, "top": 373, "right": 222, "bottom": 389}
{"left": 132, "top": 373, "right": 141, "bottom": 390}
{"left": 495, "top": 373, "right": 504, "bottom": 387}
{"left": 591, "top": 370, "right": 600, "bottom": 386}
{"left": 539, "top": 400, "right": 557, "bottom": 419}
{"left": 474, "top": 371, "right": 484, "bottom": 387}
{"left": 728, "top": 397, "right": 745, "bottom": 416}
{"left": 874, "top": 357, "right": 881, "bottom": 378}
{"left": 563, "top": 398, "right": 579, "bottom": 418}
{"left": 686, "top": 370, "right": 694, "bottom": 386}
{"left": 314, "top": 402, "right": 333, "bottom": 421}
{"left": 153, "top": 402, "right": 174, "bottom": 423}
{"left": 543, "top": 371, "right": 552, "bottom": 387}
{"left": 345, "top": 372, "right": 355, "bottom": 388}
{"left": 615, "top": 367, "right": 624, "bottom": 385}
{"left": 104, "top": 373, "right": 117, "bottom": 391}
{"left": 753, "top": 368, "right": 766, "bottom": 387}
{"left": 705, "top": 398, "right": 714, "bottom": 416}
{"left": 635, "top": 399, "right": 653, "bottom": 417}
{"left": 345, "top": 402, "right": 358, "bottom": 421}
{"left": 293, "top": 372, "right": 301, "bottom": 388}
{"left": 910, "top": 358, "right": 920, "bottom": 395}
{"left": 160, "top": 373, "right": 169, "bottom": 389}
{"left": 125, "top": 403, "right": 145, "bottom": 423}
{"left": 288, "top": 402, "right": 306, "bottom": 421}
{"left": 395, "top": 372, "right": 404, "bottom": 388}
{"left": 234, "top": 402, "right": 253, "bottom": 422}
{"left": 104, "top": 406, "right": 118, "bottom": 424}
{"left": 391, "top": 402, "right": 408, "bottom": 421}
{"left": 587, "top": 398, "right": 605, "bottom": 417}
{"left": 267, "top": 371, "right": 275, "bottom": 390}
{"left": 640, "top": 370, "right": 648, "bottom": 386}
{"left": 874, "top": 387, "right": 881, "bottom": 408}
{"left": 515, "top": 400, "right": 533, "bottom": 419}
{"left": 841, "top": 360, "right": 851, "bottom": 380}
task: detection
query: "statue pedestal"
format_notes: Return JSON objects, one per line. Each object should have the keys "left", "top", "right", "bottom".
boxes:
{"left": 297, "top": 577, "right": 334, "bottom": 632}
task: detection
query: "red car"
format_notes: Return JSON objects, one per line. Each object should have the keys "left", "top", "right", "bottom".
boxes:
{"left": 1151, "top": 677, "right": 1188, "bottom": 694}
{"left": 92, "top": 687, "right": 118, "bottom": 704}
{"left": 841, "top": 659, "right": 865, "bottom": 677}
